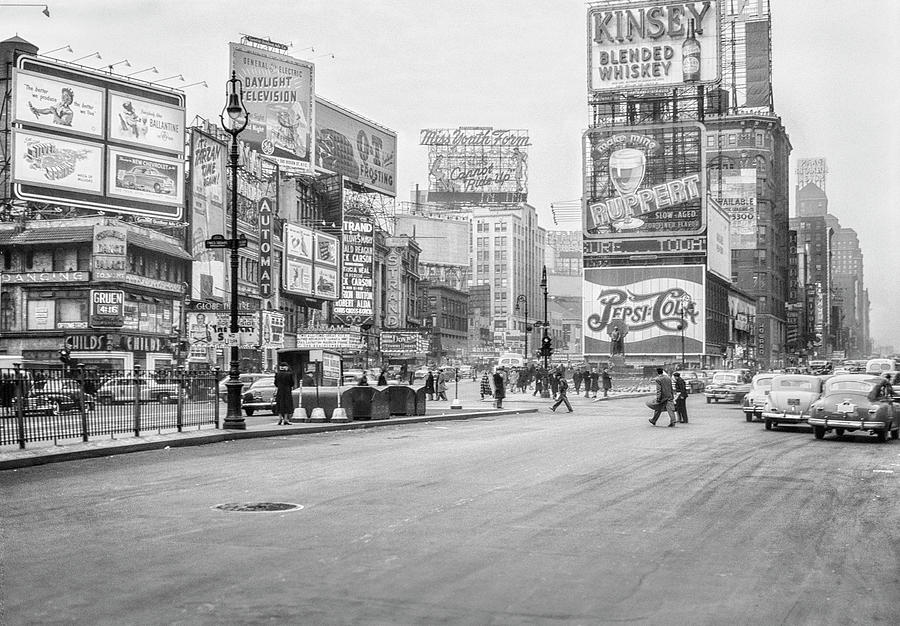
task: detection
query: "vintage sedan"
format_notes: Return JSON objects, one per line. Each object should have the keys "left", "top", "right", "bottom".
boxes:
{"left": 241, "top": 377, "right": 302, "bottom": 417}
{"left": 704, "top": 370, "right": 752, "bottom": 404}
{"left": 807, "top": 374, "right": 900, "bottom": 442}
{"left": 742, "top": 373, "right": 776, "bottom": 421}
{"left": 761, "top": 374, "right": 825, "bottom": 430}
{"left": 29, "top": 378, "right": 96, "bottom": 413}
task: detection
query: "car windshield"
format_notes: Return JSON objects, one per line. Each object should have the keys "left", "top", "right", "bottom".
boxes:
{"left": 249, "top": 378, "right": 275, "bottom": 388}
{"left": 773, "top": 378, "right": 817, "bottom": 392}
{"left": 713, "top": 374, "right": 739, "bottom": 384}
{"left": 826, "top": 381, "right": 875, "bottom": 394}
{"left": 755, "top": 377, "right": 774, "bottom": 388}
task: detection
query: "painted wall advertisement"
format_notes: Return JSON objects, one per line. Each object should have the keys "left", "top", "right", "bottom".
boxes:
{"left": 282, "top": 223, "right": 339, "bottom": 301}
{"left": 185, "top": 311, "right": 258, "bottom": 347}
{"left": 332, "top": 213, "right": 375, "bottom": 325}
{"left": 420, "top": 127, "right": 529, "bottom": 204}
{"left": 706, "top": 200, "right": 731, "bottom": 281}
{"left": 710, "top": 168, "right": 756, "bottom": 249}
{"left": 583, "top": 265, "right": 705, "bottom": 357}
{"left": 260, "top": 310, "right": 285, "bottom": 348}
{"left": 587, "top": 0, "right": 721, "bottom": 93}
{"left": 11, "top": 56, "right": 186, "bottom": 222}
{"left": 92, "top": 223, "right": 128, "bottom": 281}
{"left": 229, "top": 42, "right": 315, "bottom": 174}
{"left": 584, "top": 122, "right": 705, "bottom": 244}
{"left": 796, "top": 157, "right": 827, "bottom": 189}
{"left": 190, "top": 130, "right": 226, "bottom": 301}
{"left": 89, "top": 289, "right": 125, "bottom": 328}
{"left": 315, "top": 97, "right": 397, "bottom": 197}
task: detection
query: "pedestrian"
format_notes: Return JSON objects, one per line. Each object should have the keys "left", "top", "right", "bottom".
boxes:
{"left": 573, "top": 369, "right": 583, "bottom": 394}
{"left": 493, "top": 367, "right": 506, "bottom": 409}
{"left": 400, "top": 363, "right": 409, "bottom": 384}
{"left": 437, "top": 370, "right": 448, "bottom": 401}
{"left": 480, "top": 372, "right": 493, "bottom": 400}
{"left": 357, "top": 373, "right": 368, "bottom": 386}
{"left": 549, "top": 371, "right": 560, "bottom": 399}
{"left": 377, "top": 369, "right": 388, "bottom": 386}
{"left": 673, "top": 371, "right": 689, "bottom": 423}
{"left": 274, "top": 363, "right": 294, "bottom": 425}
{"left": 424, "top": 371, "right": 435, "bottom": 401}
{"left": 508, "top": 368, "right": 519, "bottom": 394}
{"left": 550, "top": 373, "right": 573, "bottom": 413}
{"left": 648, "top": 367, "right": 678, "bottom": 427}
{"left": 533, "top": 371, "right": 543, "bottom": 397}
{"left": 601, "top": 367, "right": 612, "bottom": 398}
{"left": 589, "top": 367, "right": 600, "bottom": 399}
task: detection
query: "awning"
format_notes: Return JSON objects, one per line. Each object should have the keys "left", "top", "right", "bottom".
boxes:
{"left": 0, "top": 227, "right": 94, "bottom": 245}
{"left": 126, "top": 231, "right": 193, "bottom": 261}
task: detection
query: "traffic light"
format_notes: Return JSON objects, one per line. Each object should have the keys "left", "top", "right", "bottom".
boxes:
{"left": 539, "top": 335, "right": 553, "bottom": 358}
{"left": 58, "top": 348, "right": 71, "bottom": 365}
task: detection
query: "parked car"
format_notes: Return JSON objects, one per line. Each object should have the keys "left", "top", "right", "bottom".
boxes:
{"left": 29, "top": 378, "right": 95, "bottom": 412}
{"left": 95, "top": 377, "right": 181, "bottom": 404}
{"left": 218, "top": 373, "right": 270, "bottom": 403}
{"left": 341, "top": 369, "right": 365, "bottom": 385}
{"left": 807, "top": 374, "right": 900, "bottom": 442}
{"left": 742, "top": 373, "right": 776, "bottom": 421}
{"left": 704, "top": 370, "right": 752, "bottom": 404}
{"left": 413, "top": 367, "right": 429, "bottom": 381}
{"left": 761, "top": 374, "right": 825, "bottom": 430}
{"left": 240, "top": 377, "right": 302, "bottom": 416}
{"left": 12, "top": 394, "right": 61, "bottom": 416}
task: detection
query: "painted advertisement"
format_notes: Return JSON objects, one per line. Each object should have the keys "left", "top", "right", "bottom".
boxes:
{"left": 584, "top": 122, "right": 705, "bottom": 241}
{"left": 282, "top": 223, "right": 339, "bottom": 301}
{"left": 587, "top": 0, "right": 721, "bottom": 93}
{"left": 583, "top": 265, "right": 705, "bottom": 357}
{"left": 796, "top": 157, "right": 827, "bottom": 190}
{"left": 710, "top": 168, "right": 756, "bottom": 249}
{"left": 13, "top": 68, "right": 104, "bottom": 137}
{"left": 706, "top": 200, "right": 731, "bottom": 281}
{"left": 380, "top": 331, "right": 426, "bottom": 356}
{"left": 229, "top": 43, "right": 315, "bottom": 174}
{"left": 92, "top": 223, "right": 128, "bottom": 281}
{"left": 261, "top": 310, "right": 285, "bottom": 348}
{"left": 107, "top": 92, "right": 185, "bottom": 155}
{"left": 12, "top": 129, "right": 103, "bottom": 194}
{"left": 107, "top": 148, "right": 184, "bottom": 206}
{"left": 186, "top": 311, "right": 258, "bottom": 347}
{"left": 420, "top": 127, "right": 529, "bottom": 204}
{"left": 315, "top": 97, "right": 397, "bottom": 197}
{"left": 332, "top": 213, "right": 375, "bottom": 325}
{"left": 190, "top": 130, "right": 226, "bottom": 302}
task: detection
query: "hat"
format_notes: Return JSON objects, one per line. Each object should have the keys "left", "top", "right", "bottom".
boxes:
{"left": 122, "top": 101, "right": 134, "bottom": 113}
{"left": 673, "top": 372, "right": 681, "bottom": 377}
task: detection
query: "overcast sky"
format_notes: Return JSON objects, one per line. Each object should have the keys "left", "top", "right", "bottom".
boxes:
{"left": 7, "top": 0, "right": 899, "bottom": 347}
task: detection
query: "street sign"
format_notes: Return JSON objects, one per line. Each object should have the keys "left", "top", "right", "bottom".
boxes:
{"left": 205, "top": 234, "right": 248, "bottom": 249}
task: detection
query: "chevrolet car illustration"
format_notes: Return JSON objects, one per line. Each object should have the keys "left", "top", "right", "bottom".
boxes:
{"left": 117, "top": 165, "right": 175, "bottom": 195}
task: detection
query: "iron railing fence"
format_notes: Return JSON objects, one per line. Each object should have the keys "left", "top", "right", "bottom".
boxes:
{"left": 0, "top": 367, "right": 220, "bottom": 449}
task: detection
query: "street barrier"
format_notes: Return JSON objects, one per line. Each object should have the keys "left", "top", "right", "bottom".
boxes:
{"left": 298, "top": 387, "right": 340, "bottom": 420}
{"left": 340, "top": 387, "right": 390, "bottom": 420}
{"left": 383, "top": 385, "right": 417, "bottom": 416}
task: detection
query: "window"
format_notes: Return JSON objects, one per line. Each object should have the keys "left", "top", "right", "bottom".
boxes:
{"left": 57, "top": 298, "right": 87, "bottom": 327}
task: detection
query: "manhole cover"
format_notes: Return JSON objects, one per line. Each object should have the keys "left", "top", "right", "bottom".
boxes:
{"left": 213, "top": 502, "right": 303, "bottom": 512}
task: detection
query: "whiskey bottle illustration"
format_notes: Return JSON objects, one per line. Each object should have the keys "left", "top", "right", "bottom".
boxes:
{"left": 682, "top": 19, "right": 701, "bottom": 82}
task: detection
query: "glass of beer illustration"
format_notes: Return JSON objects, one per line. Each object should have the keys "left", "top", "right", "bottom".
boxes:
{"left": 609, "top": 148, "right": 646, "bottom": 196}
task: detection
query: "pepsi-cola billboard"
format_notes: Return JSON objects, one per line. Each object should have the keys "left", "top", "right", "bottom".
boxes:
{"left": 583, "top": 265, "right": 705, "bottom": 357}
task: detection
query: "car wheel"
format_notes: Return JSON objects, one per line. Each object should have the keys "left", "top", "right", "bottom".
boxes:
{"left": 835, "top": 428, "right": 845, "bottom": 438}
{"left": 765, "top": 419, "right": 773, "bottom": 431}
{"left": 813, "top": 426, "right": 826, "bottom": 439}
{"left": 244, "top": 408, "right": 254, "bottom": 416}
{"left": 875, "top": 429, "right": 887, "bottom": 443}
{"left": 745, "top": 412, "right": 753, "bottom": 422}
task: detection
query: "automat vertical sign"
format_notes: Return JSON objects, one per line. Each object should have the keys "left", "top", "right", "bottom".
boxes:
{"left": 332, "top": 214, "right": 374, "bottom": 325}
{"left": 258, "top": 197, "right": 273, "bottom": 298}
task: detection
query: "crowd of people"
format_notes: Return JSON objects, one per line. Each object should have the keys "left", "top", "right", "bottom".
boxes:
{"left": 476, "top": 364, "right": 615, "bottom": 410}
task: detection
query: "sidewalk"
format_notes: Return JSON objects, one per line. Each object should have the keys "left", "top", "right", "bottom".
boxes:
{"left": 0, "top": 388, "right": 652, "bottom": 471}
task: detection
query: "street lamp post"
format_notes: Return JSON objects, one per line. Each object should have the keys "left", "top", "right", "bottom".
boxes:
{"left": 515, "top": 294, "right": 529, "bottom": 363}
{"left": 679, "top": 294, "right": 695, "bottom": 368}
{"left": 217, "top": 71, "right": 248, "bottom": 430}
{"left": 540, "top": 266, "right": 550, "bottom": 398}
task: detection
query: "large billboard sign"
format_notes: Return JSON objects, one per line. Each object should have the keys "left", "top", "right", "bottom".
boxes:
{"left": 332, "top": 210, "right": 375, "bottom": 326}
{"left": 796, "top": 157, "right": 827, "bottom": 190}
{"left": 315, "top": 97, "right": 397, "bottom": 197}
{"left": 229, "top": 43, "right": 315, "bottom": 175}
{"left": 709, "top": 167, "right": 756, "bottom": 249}
{"left": 587, "top": 1, "right": 721, "bottom": 93}
{"left": 420, "top": 127, "right": 529, "bottom": 204}
{"left": 583, "top": 265, "right": 705, "bottom": 357}
{"left": 583, "top": 122, "right": 705, "bottom": 248}
{"left": 190, "top": 130, "right": 227, "bottom": 302}
{"left": 11, "top": 56, "right": 185, "bottom": 221}
{"left": 282, "top": 223, "right": 339, "bottom": 301}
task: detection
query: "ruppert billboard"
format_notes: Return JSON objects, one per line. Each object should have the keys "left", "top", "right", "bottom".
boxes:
{"left": 583, "top": 265, "right": 705, "bottom": 357}
{"left": 587, "top": 0, "right": 721, "bottom": 93}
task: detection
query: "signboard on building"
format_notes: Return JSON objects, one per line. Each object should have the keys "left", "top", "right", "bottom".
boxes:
{"left": 797, "top": 157, "right": 827, "bottom": 190}
{"left": 258, "top": 196, "right": 274, "bottom": 298}
{"left": 583, "top": 265, "right": 705, "bottom": 357}
{"left": 295, "top": 331, "right": 363, "bottom": 351}
{"left": 380, "top": 331, "right": 426, "bottom": 356}
{"left": 229, "top": 42, "right": 315, "bottom": 174}
{"left": 11, "top": 56, "right": 186, "bottom": 221}
{"left": 587, "top": 0, "right": 721, "bottom": 93}
{"left": 89, "top": 289, "right": 125, "bottom": 328}
{"left": 706, "top": 200, "right": 731, "bottom": 281}
{"left": 260, "top": 310, "right": 285, "bottom": 348}
{"left": 420, "top": 127, "right": 529, "bottom": 204}
{"left": 190, "top": 130, "right": 227, "bottom": 302}
{"left": 332, "top": 211, "right": 374, "bottom": 325}
{"left": 282, "top": 223, "right": 339, "bottom": 301}
{"left": 710, "top": 168, "right": 756, "bottom": 249}
{"left": 583, "top": 122, "right": 705, "bottom": 245}
{"left": 92, "top": 223, "right": 128, "bottom": 281}
{"left": 315, "top": 97, "right": 397, "bottom": 197}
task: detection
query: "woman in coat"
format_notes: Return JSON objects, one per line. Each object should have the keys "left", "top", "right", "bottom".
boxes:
{"left": 424, "top": 371, "right": 435, "bottom": 401}
{"left": 436, "top": 371, "right": 448, "bottom": 401}
{"left": 493, "top": 368, "right": 506, "bottom": 409}
{"left": 274, "top": 363, "right": 295, "bottom": 425}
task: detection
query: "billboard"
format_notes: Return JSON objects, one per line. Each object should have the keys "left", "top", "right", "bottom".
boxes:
{"left": 89, "top": 290, "right": 125, "bottom": 329}
{"left": 796, "top": 158, "right": 827, "bottom": 190}
{"left": 420, "top": 127, "right": 529, "bottom": 204}
{"left": 282, "top": 223, "right": 339, "bottom": 301}
{"left": 710, "top": 168, "right": 756, "bottom": 249}
{"left": 92, "top": 223, "right": 128, "bottom": 281}
{"left": 190, "top": 130, "right": 227, "bottom": 302}
{"left": 11, "top": 57, "right": 185, "bottom": 221}
{"left": 380, "top": 331, "right": 428, "bottom": 356}
{"left": 583, "top": 265, "right": 705, "bottom": 357}
{"left": 229, "top": 43, "right": 315, "bottom": 174}
{"left": 587, "top": 1, "right": 721, "bottom": 94}
{"left": 315, "top": 97, "right": 397, "bottom": 197}
{"left": 332, "top": 211, "right": 375, "bottom": 325}
{"left": 583, "top": 122, "right": 705, "bottom": 246}
{"left": 706, "top": 200, "right": 730, "bottom": 281}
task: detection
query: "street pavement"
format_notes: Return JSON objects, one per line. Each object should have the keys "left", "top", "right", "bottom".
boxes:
{"left": 0, "top": 378, "right": 652, "bottom": 470}
{"left": 3, "top": 394, "right": 898, "bottom": 624}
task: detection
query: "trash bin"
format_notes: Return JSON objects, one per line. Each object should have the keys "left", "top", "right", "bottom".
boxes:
{"left": 384, "top": 385, "right": 417, "bottom": 416}
{"left": 413, "top": 386, "right": 428, "bottom": 415}
{"left": 341, "top": 386, "right": 390, "bottom": 420}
